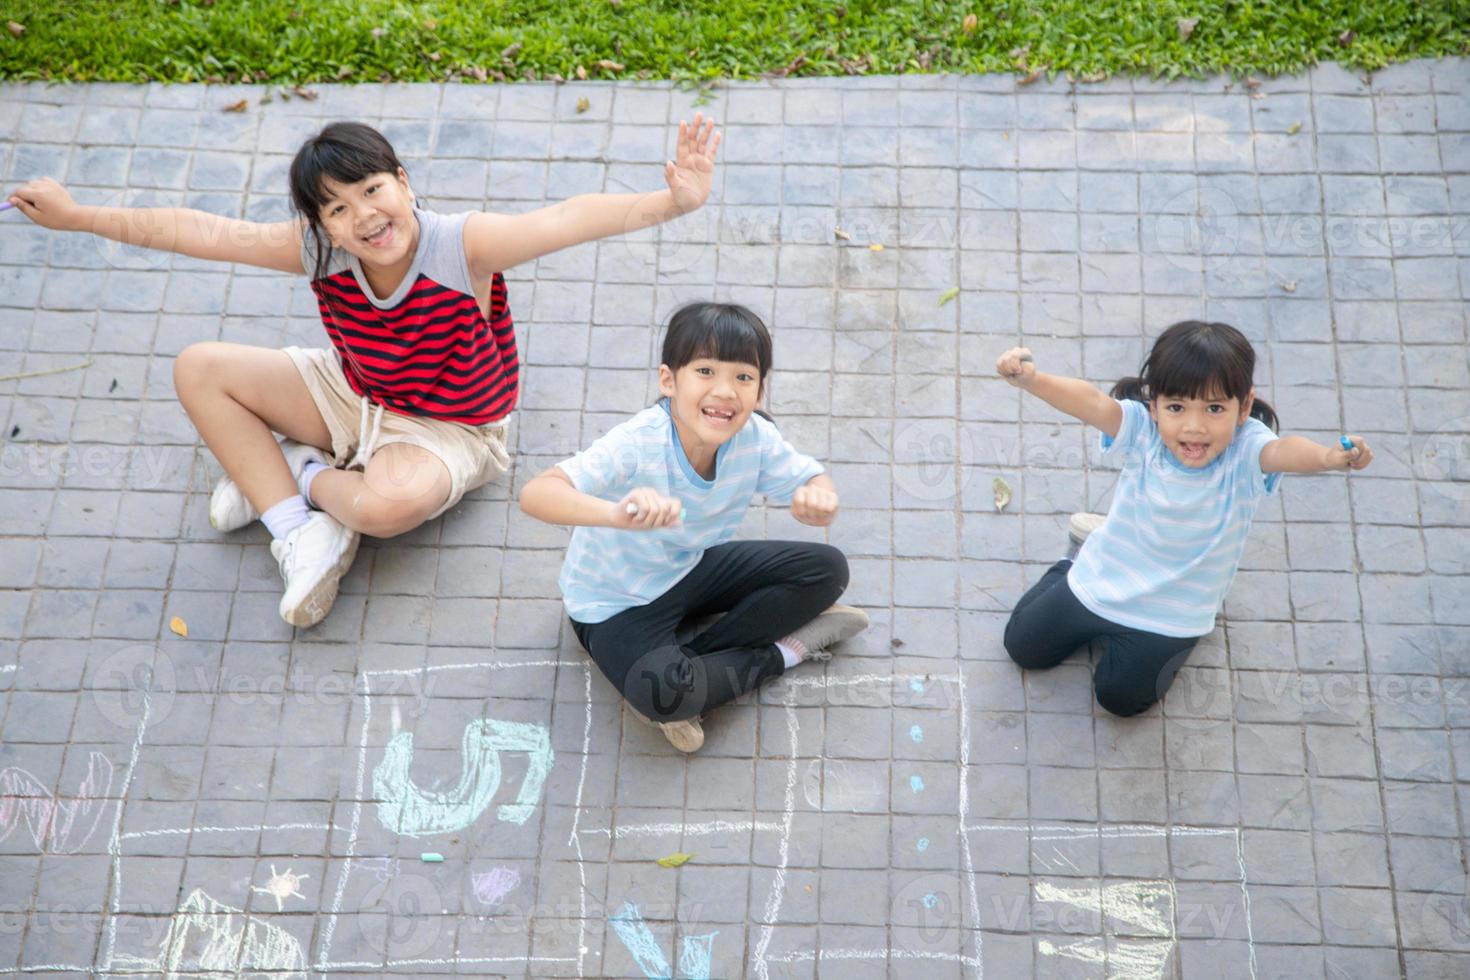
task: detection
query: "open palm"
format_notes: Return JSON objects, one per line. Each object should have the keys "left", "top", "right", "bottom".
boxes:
{"left": 665, "top": 113, "right": 722, "bottom": 213}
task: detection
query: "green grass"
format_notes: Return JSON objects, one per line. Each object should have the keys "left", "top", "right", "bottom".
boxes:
{"left": 0, "top": 0, "right": 1466, "bottom": 84}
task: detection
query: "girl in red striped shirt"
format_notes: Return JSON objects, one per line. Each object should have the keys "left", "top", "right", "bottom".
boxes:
{"left": 7, "top": 116, "right": 721, "bottom": 626}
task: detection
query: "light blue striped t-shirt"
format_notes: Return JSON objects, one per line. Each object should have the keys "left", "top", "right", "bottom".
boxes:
{"left": 556, "top": 400, "right": 825, "bottom": 624}
{"left": 1067, "top": 398, "right": 1282, "bottom": 638}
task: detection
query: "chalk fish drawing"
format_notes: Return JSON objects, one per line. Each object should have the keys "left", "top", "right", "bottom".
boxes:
{"left": 0, "top": 751, "right": 113, "bottom": 854}
{"left": 471, "top": 866, "right": 522, "bottom": 908}
{"left": 112, "top": 888, "right": 307, "bottom": 979}
{"left": 372, "top": 718, "right": 553, "bottom": 836}
{"left": 608, "top": 902, "right": 717, "bottom": 980}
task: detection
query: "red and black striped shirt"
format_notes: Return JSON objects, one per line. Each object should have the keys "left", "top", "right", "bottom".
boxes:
{"left": 306, "top": 209, "right": 519, "bottom": 426}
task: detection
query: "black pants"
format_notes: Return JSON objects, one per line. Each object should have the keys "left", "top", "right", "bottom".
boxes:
{"left": 571, "top": 541, "right": 849, "bottom": 723}
{"left": 1003, "top": 560, "right": 1201, "bottom": 717}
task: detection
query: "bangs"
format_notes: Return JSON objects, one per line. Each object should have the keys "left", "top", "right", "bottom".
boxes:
{"left": 289, "top": 122, "right": 403, "bottom": 218}
{"left": 686, "top": 315, "right": 764, "bottom": 368}
{"left": 662, "top": 303, "right": 773, "bottom": 380}
{"left": 1146, "top": 320, "right": 1254, "bottom": 403}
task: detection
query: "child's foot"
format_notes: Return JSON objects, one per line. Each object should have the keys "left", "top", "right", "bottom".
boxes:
{"left": 271, "top": 511, "right": 359, "bottom": 627}
{"left": 778, "top": 604, "right": 870, "bottom": 663}
{"left": 1068, "top": 512, "right": 1105, "bottom": 545}
{"left": 210, "top": 440, "right": 331, "bottom": 532}
{"left": 657, "top": 718, "right": 705, "bottom": 753}
{"left": 629, "top": 707, "right": 706, "bottom": 753}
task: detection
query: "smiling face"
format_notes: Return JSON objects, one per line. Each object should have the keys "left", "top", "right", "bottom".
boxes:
{"left": 658, "top": 357, "right": 763, "bottom": 460}
{"left": 317, "top": 169, "right": 418, "bottom": 266}
{"left": 1149, "top": 388, "right": 1254, "bottom": 467}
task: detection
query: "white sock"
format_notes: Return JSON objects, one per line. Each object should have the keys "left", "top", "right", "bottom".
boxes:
{"left": 300, "top": 460, "right": 330, "bottom": 508}
{"left": 261, "top": 495, "right": 312, "bottom": 540}
{"left": 776, "top": 640, "right": 805, "bottom": 669}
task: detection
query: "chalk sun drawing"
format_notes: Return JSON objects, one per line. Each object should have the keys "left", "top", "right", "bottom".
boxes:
{"left": 0, "top": 751, "right": 114, "bottom": 853}
{"left": 112, "top": 888, "right": 307, "bottom": 979}
{"left": 251, "top": 864, "right": 310, "bottom": 911}
{"left": 608, "top": 902, "right": 717, "bottom": 980}
{"left": 471, "top": 866, "right": 522, "bottom": 908}
{"left": 372, "top": 718, "right": 554, "bottom": 837}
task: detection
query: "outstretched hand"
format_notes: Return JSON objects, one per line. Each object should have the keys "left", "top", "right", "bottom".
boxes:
{"left": 5, "top": 177, "right": 83, "bottom": 231}
{"left": 665, "top": 113, "right": 722, "bottom": 214}
{"left": 1332, "top": 435, "right": 1374, "bottom": 472}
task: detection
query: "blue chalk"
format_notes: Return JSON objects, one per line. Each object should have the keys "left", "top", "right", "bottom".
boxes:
{"left": 1339, "top": 436, "right": 1355, "bottom": 451}
{"left": 420, "top": 852, "right": 444, "bottom": 863}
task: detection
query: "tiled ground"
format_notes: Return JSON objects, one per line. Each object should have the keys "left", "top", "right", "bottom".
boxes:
{"left": 0, "top": 58, "right": 1468, "bottom": 978}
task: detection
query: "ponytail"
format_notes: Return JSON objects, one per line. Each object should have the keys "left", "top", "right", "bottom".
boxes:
{"left": 1110, "top": 376, "right": 1148, "bottom": 404}
{"left": 1248, "top": 396, "right": 1279, "bottom": 433}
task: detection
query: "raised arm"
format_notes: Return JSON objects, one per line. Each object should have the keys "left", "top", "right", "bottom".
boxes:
{"left": 6, "top": 177, "right": 304, "bottom": 274}
{"left": 465, "top": 114, "right": 721, "bottom": 276}
{"left": 996, "top": 346, "right": 1124, "bottom": 438}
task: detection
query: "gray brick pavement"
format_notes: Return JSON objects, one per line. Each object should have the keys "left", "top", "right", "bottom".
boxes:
{"left": 0, "top": 59, "right": 1468, "bottom": 977}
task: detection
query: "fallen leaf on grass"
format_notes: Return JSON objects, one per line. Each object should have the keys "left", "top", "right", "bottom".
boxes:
{"left": 223, "top": 99, "right": 249, "bottom": 113}
{"left": 1286, "top": 121, "right": 1302, "bottom": 135}
{"left": 575, "top": 65, "right": 588, "bottom": 80}
{"left": 6, "top": 21, "right": 24, "bottom": 38}
{"left": 1338, "top": 30, "right": 1356, "bottom": 47}
{"left": 336, "top": 66, "right": 354, "bottom": 79}
{"left": 576, "top": 97, "right": 590, "bottom": 114}
{"left": 293, "top": 86, "right": 317, "bottom": 100}
{"left": 938, "top": 286, "right": 960, "bottom": 306}
{"left": 1016, "top": 67, "right": 1044, "bottom": 86}
{"left": 656, "top": 852, "right": 693, "bottom": 868}
{"left": 962, "top": 13, "right": 978, "bottom": 34}
{"left": 1177, "top": 18, "right": 1198, "bottom": 41}
{"left": 169, "top": 616, "right": 188, "bottom": 638}
{"left": 596, "top": 59, "right": 624, "bottom": 72}
{"left": 992, "top": 476, "right": 1012, "bottom": 513}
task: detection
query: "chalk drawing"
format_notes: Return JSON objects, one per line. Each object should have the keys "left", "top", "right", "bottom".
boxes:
{"left": 320, "top": 659, "right": 594, "bottom": 975}
{"left": 251, "top": 864, "right": 310, "bottom": 911}
{"left": 917, "top": 837, "right": 930, "bottom": 852}
{"left": 1035, "top": 879, "right": 1175, "bottom": 978}
{"left": 372, "top": 717, "right": 554, "bottom": 836}
{"left": 112, "top": 888, "right": 307, "bottom": 979}
{"left": 608, "top": 902, "right": 717, "bottom": 980}
{"left": 910, "top": 724, "right": 924, "bottom": 743}
{"left": 0, "top": 751, "right": 114, "bottom": 853}
{"left": 360, "top": 856, "right": 400, "bottom": 883}
{"left": 909, "top": 774, "right": 925, "bottom": 793}
{"left": 471, "top": 866, "right": 522, "bottom": 908}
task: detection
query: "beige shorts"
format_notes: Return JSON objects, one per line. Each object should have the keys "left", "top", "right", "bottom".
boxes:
{"left": 284, "top": 346, "right": 511, "bottom": 520}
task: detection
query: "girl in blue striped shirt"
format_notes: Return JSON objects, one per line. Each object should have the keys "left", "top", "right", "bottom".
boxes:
{"left": 520, "top": 303, "right": 869, "bottom": 752}
{"left": 997, "top": 320, "right": 1374, "bottom": 716}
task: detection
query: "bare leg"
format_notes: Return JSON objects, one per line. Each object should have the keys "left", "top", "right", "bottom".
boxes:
{"left": 173, "top": 343, "right": 333, "bottom": 512}
{"left": 309, "top": 441, "right": 452, "bottom": 538}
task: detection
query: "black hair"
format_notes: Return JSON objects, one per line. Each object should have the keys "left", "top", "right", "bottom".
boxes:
{"left": 1111, "top": 320, "right": 1279, "bottom": 432}
{"left": 289, "top": 121, "right": 409, "bottom": 282}
{"left": 660, "top": 302, "right": 774, "bottom": 389}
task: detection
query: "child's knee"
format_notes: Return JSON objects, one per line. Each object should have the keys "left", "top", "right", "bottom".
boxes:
{"left": 173, "top": 342, "right": 223, "bottom": 395}
{"left": 1093, "top": 673, "right": 1155, "bottom": 717}
{"left": 351, "top": 492, "right": 433, "bottom": 538}
{"left": 809, "top": 543, "right": 849, "bottom": 593}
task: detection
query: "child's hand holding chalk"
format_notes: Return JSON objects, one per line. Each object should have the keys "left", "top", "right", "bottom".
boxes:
{"left": 995, "top": 347, "right": 1037, "bottom": 388}
{"left": 615, "top": 489, "right": 684, "bottom": 529}
{"left": 1337, "top": 435, "right": 1373, "bottom": 471}
{"left": 0, "top": 201, "right": 15, "bottom": 213}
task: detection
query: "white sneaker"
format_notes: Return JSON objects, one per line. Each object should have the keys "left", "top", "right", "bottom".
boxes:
{"left": 1068, "top": 512, "right": 1106, "bottom": 545}
{"left": 270, "top": 511, "right": 359, "bottom": 627}
{"left": 779, "top": 604, "right": 870, "bottom": 662}
{"left": 210, "top": 440, "right": 331, "bottom": 532}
